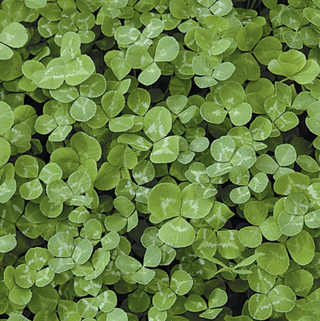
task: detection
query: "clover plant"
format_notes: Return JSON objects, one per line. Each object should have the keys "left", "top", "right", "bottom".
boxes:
{"left": 2, "top": 0, "right": 320, "bottom": 321}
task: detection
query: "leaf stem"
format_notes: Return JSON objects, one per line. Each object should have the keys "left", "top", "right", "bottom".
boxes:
{"left": 279, "top": 77, "right": 289, "bottom": 83}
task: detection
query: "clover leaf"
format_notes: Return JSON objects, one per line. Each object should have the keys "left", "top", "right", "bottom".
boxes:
{"left": 0, "top": 22, "right": 28, "bottom": 60}
{"left": 268, "top": 50, "right": 320, "bottom": 84}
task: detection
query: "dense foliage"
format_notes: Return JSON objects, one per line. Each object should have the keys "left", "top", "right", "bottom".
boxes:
{"left": 1, "top": 0, "right": 320, "bottom": 320}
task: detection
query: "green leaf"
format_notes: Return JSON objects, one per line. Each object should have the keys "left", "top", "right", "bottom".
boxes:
{"left": 35, "top": 267, "right": 55, "bottom": 288}
{"left": 230, "top": 146, "right": 256, "bottom": 169}
{"left": 220, "top": 81, "right": 245, "bottom": 109}
{"left": 7, "top": 315, "right": 30, "bottom": 321}
{"left": 138, "top": 62, "right": 161, "bottom": 86}
{"left": 292, "top": 59, "right": 320, "bottom": 84}
{"left": 0, "top": 178, "right": 16, "bottom": 204}
{"left": 127, "top": 88, "right": 150, "bottom": 116}
{"left": 96, "top": 290, "right": 117, "bottom": 313}
{"left": 205, "top": 201, "right": 234, "bottom": 230}
{"left": 153, "top": 288, "right": 177, "bottom": 311}
{"left": 60, "top": 32, "right": 81, "bottom": 62}
{"left": 131, "top": 266, "right": 155, "bottom": 285}
{"left": 101, "top": 231, "right": 120, "bottom": 250}
{"left": 255, "top": 154, "right": 278, "bottom": 174}
{"left": 0, "top": 101, "right": 14, "bottom": 135}
{"left": 158, "top": 216, "right": 195, "bottom": 248}
{"left": 268, "top": 50, "right": 306, "bottom": 78}
{"left": 143, "top": 106, "right": 172, "bottom": 142}
{"left": 236, "top": 23, "right": 262, "bottom": 52}
{"left": 48, "top": 231, "right": 75, "bottom": 257}
{"left": 67, "top": 170, "right": 91, "bottom": 195}
{"left": 210, "top": 136, "right": 235, "bottom": 162}
{"left": 0, "top": 22, "right": 28, "bottom": 48}
{"left": 49, "top": 257, "right": 75, "bottom": 273}
{"left": 50, "top": 84, "right": 79, "bottom": 103}
{"left": 208, "top": 288, "right": 228, "bottom": 308}
{"left": 32, "top": 58, "right": 65, "bottom": 90}
{"left": 277, "top": 210, "right": 304, "bottom": 236}
{"left": 107, "top": 144, "right": 137, "bottom": 169}
{"left": 144, "top": 244, "right": 162, "bottom": 267}
{"left": 39, "top": 163, "right": 63, "bottom": 185}
{"left": 148, "top": 183, "right": 180, "bottom": 221}
{"left": 101, "top": 90, "right": 125, "bottom": 118}
{"left": 70, "top": 131, "right": 101, "bottom": 163}
{"left": 106, "top": 308, "right": 128, "bottom": 321}
{"left": 281, "top": 7, "right": 301, "bottom": 29}
{"left": 79, "top": 73, "right": 106, "bottom": 99}
{"left": 248, "top": 265, "right": 276, "bottom": 294}
{"left": 297, "top": 155, "right": 320, "bottom": 173}
{"left": 115, "top": 25, "right": 140, "bottom": 46}
{"left": 209, "top": 0, "right": 233, "bottom": 16}
{"left": 286, "top": 230, "right": 315, "bottom": 265}
{"left": 110, "top": 57, "right": 131, "bottom": 81}
{"left": 47, "top": 179, "right": 72, "bottom": 203}
{"left": 256, "top": 242, "right": 289, "bottom": 275}
{"left": 230, "top": 186, "right": 251, "bottom": 204}
{"left": 189, "top": 137, "right": 210, "bottom": 152}
{"left": 199, "top": 308, "right": 223, "bottom": 319}
{"left": 15, "top": 155, "right": 39, "bottom": 178}
{"left": 26, "top": 247, "right": 49, "bottom": 271}
{"left": 304, "top": 7, "right": 320, "bottom": 26}
{"left": 181, "top": 183, "right": 214, "bottom": 218}
{"left": 170, "top": 270, "right": 193, "bottom": 295}
{"left": 274, "top": 111, "right": 299, "bottom": 132}
{"left": 253, "top": 36, "right": 282, "bottom": 65}
{"left": 19, "top": 179, "right": 43, "bottom": 200}
{"left": 284, "top": 269, "right": 313, "bottom": 297}
{"left": 132, "top": 160, "right": 155, "bottom": 185}
{"left": 65, "top": 55, "right": 95, "bottom": 86}
{"left": 210, "top": 39, "right": 231, "bottom": 55}
{"left": 184, "top": 294, "right": 207, "bottom": 312}
{"left": 28, "top": 287, "right": 59, "bottom": 314}
{"left": 116, "top": 255, "right": 142, "bottom": 273}
{"left": 81, "top": 219, "right": 102, "bottom": 240}
{"left": 192, "top": 56, "right": 214, "bottom": 76}
{"left": 212, "top": 62, "right": 235, "bottom": 81}
{"left": 125, "top": 45, "right": 153, "bottom": 69}
{"left": 25, "top": 0, "right": 47, "bottom": 8}
{"left": 143, "top": 18, "right": 164, "bottom": 38}
{"left": 118, "top": 133, "right": 152, "bottom": 151}
{"left": 194, "top": 76, "right": 218, "bottom": 88}
{"left": 284, "top": 193, "right": 309, "bottom": 215}
{"left": 76, "top": 298, "right": 98, "bottom": 318}
{"left": 274, "top": 172, "right": 310, "bottom": 195}
{"left": 95, "top": 162, "right": 120, "bottom": 191}
{"left": 34, "top": 115, "right": 57, "bottom": 135}
{"left": 217, "top": 230, "right": 245, "bottom": 259}
{"left": 305, "top": 209, "right": 320, "bottom": 229}
{"left": 248, "top": 172, "right": 268, "bottom": 194}
{"left": 248, "top": 293, "right": 272, "bottom": 320}
{"left": 268, "top": 285, "right": 296, "bottom": 313}
{"left": 0, "top": 42, "right": 13, "bottom": 60}
{"left": 155, "top": 36, "right": 179, "bottom": 62}
{"left": 14, "top": 264, "right": 36, "bottom": 289}
{"left": 0, "top": 234, "right": 17, "bottom": 253}
{"left": 250, "top": 116, "right": 272, "bottom": 141}
{"left": 259, "top": 216, "right": 282, "bottom": 241}
{"left": 150, "top": 136, "right": 180, "bottom": 163}
{"left": 9, "top": 285, "right": 32, "bottom": 306}
{"left": 238, "top": 226, "right": 262, "bottom": 248}
{"left": 72, "top": 238, "right": 93, "bottom": 265}
{"left": 229, "top": 103, "right": 252, "bottom": 126}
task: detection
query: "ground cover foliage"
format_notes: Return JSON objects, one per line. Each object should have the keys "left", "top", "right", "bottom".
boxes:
{"left": 1, "top": 0, "right": 320, "bottom": 320}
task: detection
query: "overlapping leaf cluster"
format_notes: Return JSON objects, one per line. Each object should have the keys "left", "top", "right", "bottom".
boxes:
{"left": 1, "top": 0, "right": 320, "bottom": 320}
